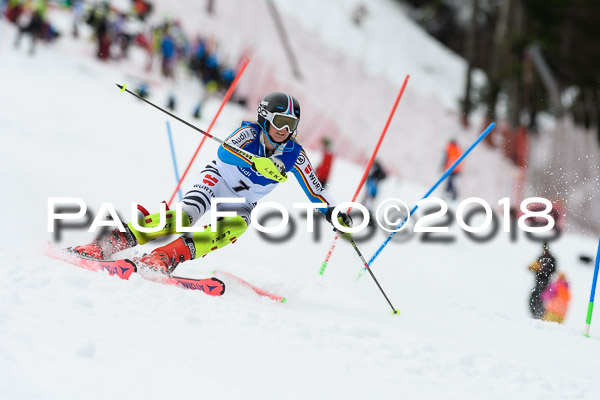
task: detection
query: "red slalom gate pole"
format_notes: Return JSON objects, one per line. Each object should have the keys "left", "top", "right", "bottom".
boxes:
{"left": 319, "top": 74, "right": 410, "bottom": 275}
{"left": 167, "top": 58, "right": 250, "bottom": 207}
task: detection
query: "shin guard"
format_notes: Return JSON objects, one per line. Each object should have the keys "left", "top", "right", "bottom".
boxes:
{"left": 192, "top": 216, "right": 247, "bottom": 258}
{"left": 128, "top": 210, "right": 191, "bottom": 245}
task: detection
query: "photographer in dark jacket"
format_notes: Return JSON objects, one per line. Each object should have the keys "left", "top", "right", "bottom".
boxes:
{"left": 528, "top": 242, "right": 556, "bottom": 319}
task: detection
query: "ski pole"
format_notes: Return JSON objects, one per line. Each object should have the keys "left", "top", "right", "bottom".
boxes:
{"left": 357, "top": 122, "right": 496, "bottom": 279}
{"left": 116, "top": 83, "right": 259, "bottom": 167}
{"left": 167, "top": 58, "right": 250, "bottom": 207}
{"left": 343, "top": 234, "right": 399, "bottom": 315}
{"left": 165, "top": 121, "right": 183, "bottom": 201}
{"left": 320, "top": 75, "right": 410, "bottom": 275}
{"left": 584, "top": 234, "right": 600, "bottom": 337}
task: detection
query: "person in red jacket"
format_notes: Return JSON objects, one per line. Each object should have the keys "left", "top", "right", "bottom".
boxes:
{"left": 442, "top": 139, "right": 462, "bottom": 200}
{"left": 315, "top": 137, "right": 334, "bottom": 187}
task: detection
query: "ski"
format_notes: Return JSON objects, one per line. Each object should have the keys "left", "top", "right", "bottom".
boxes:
{"left": 44, "top": 244, "right": 225, "bottom": 296}
{"left": 212, "top": 270, "right": 286, "bottom": 303}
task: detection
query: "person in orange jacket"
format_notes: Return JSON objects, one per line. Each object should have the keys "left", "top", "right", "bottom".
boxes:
{"left": 442, "top": 139, "right": 462, "bottom": 200}
{"left": 541, "top": 272, "right": 571, "bottom": 324}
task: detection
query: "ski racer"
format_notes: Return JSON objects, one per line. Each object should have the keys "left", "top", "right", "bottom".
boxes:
{"left": 71, "top": 91, "right": 353, "bottom": 274}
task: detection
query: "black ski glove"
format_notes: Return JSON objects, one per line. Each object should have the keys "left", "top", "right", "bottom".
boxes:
{"left": 325, "top": 208, "right": 353, "bottom": 239}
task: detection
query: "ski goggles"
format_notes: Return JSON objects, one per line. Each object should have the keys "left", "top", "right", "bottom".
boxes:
{"left": 264, "top": 110, "right": 299, "bottom": 133}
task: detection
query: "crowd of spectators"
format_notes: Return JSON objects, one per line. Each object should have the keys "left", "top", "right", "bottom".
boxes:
{"left": 3, "top": 0, "right": 240, "bottom": 98}
{"left": 4, "top": 0, "right": 60, "bottom": 54}
{"left": 82, "top": 1, "right": 237, "bottom": 93}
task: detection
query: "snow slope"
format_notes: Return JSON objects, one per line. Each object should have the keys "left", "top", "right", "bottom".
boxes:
{"left": 1, "top": 4, "right": 600, "bottom": 400}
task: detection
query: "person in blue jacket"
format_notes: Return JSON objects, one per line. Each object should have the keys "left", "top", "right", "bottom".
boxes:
{"left": 160, "top": 25, "right": 176, "bottom": 78}
{"left": 72, "top": 92, "right": 352, "bottom": 274}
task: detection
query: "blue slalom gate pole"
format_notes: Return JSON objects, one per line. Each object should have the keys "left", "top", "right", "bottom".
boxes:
{"left": 166, "top": 121, "right": 183, "bottom": 202}
{"left": 584, "top": 235, "right": 600, "bottom": 337}
{"left": 360, "top": 122, "right": 496, "bottom": 274}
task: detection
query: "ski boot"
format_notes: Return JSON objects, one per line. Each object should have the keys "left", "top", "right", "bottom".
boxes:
{"left": 133, "top": 237, "right": 195, "bottom": 275}
{"left": 71, "top": 228, "right": 137, "bottom": 260}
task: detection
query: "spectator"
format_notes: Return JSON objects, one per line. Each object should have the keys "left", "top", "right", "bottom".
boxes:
{"left": 135, "top": 82, "right": 149, "bottom": 99}
{"left": 315, "top": 137, "right": 334, "bottom": 187}
{"left": 189, "top": 35, "right": 206, "bottom": 76}
{"left": 192, "top": 80, "right": 218, "bottom": 119}
{"left": 351, "top": 4, "right": 368, "bottom": 27}
{"left": 5, "top": 0, "right": 25, "bottom": 24}
{"left": 71, "top": 0, "right": 84, "bottom": 38}
{"left": 442, "top": 139, "right": 462, "bottom": 200}
{"left": 144, "top": 25, "right": 162, "bottom": 72}
{"left": 363, "top": 159, "right": 387, "bottom": 214}
{"left": 528, "top": 242, "right": 557, "bottom": 319}
{"left": 131, "top": 0, "right": 152, "bottom": 21}
{"left": 113, "top": 13, "right": 131, "bottom": 59}
{"left": 166, "top": 93, "right": 176, "bottom": 111}
{"left": 14, "top": 0, "right": 47, "bottom": 54}
{"left": 160, "top": 25, "right": 176, "bottom": 78}
{"left": 219, "top": 67, "right": 235, "bottom": 91}
{"left": 203, "top": 52, "right": 220, "bottom": 85}
{"left": 88, "top": 3, "right": 112, "bottom": 60}
{"left": 1, "top": 0, "right": 7, "bottom": 20}
{"left": 541, "top": 272, "right": 571, "bottom": 324}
